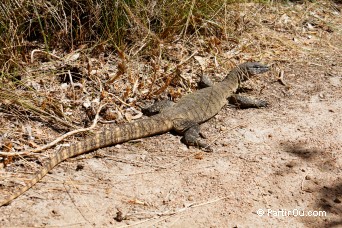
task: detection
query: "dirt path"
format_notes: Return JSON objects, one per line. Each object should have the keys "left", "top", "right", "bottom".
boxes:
{"left": 1, "top": 2, "right": 341, "bottom": 227}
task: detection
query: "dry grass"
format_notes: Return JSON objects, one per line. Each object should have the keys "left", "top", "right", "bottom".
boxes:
{"left": 0, "top": 0, "right": 234, "bottom": 67}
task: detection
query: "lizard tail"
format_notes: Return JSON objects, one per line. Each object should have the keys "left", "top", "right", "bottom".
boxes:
{"left": 1, "top": 116, "right": 173, "bottom": 206}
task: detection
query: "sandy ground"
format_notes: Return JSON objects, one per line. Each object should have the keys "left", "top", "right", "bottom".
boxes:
{"left": 0, "top": 2, "right": 341, "bottom": 227}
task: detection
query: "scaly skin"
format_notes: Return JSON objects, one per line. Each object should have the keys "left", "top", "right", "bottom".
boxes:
{"left": 0, "top": 62, "right": 269, "bottom": 206}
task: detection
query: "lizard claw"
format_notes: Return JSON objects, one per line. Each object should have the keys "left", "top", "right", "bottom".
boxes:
{"left": 196, "top": 141, "right": 213, "bottom": 152}
{"left": 202, "top": 145, "right": 213, "bottom": 153}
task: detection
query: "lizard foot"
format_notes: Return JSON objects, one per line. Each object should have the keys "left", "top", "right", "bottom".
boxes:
{"left": 181, "top": 123, "right": 213, "bottom": 152}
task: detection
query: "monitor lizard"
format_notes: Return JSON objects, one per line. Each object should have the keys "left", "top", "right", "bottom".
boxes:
{"left": 0, "top": 62, "right": 269, "bottom": 206}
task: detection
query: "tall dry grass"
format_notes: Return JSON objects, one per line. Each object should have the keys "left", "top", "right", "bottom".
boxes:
{"left": 0, "top": 0, "right": 254, "bottom": 72}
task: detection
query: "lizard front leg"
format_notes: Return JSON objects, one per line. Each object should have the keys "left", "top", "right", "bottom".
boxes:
{"left": 198, "top": 74, "right": 214, "bottom": 88}
{"left": 173, "top": 119, "right": 212, "bottom": 152}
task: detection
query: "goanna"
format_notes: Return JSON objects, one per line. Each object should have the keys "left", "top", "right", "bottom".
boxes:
{"left": 0, "top": 62, "right": 269, "bottom": 206}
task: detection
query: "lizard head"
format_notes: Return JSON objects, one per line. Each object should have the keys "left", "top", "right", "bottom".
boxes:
{"left": 234, "top": 62, "right": 269, "bottom": 82}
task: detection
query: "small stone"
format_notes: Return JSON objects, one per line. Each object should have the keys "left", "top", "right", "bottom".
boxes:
{"left": 286, "top": 161, "right": 296, "bottom": 168}
{"left": 76, "top": 164, "right": 84, "bottom": 171}
{"left": 334, "top": 198, "right": 341, "bottom": 204}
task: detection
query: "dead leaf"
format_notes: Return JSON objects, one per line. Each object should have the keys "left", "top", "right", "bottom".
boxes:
{"left": 64, "top": 52, "right": 80, "bottom": 62}
{"left": 194, "top": 55, "right": 206, "bottom": 71}
{"left": 194, "top": 152, "right": 204, "bottom": 160}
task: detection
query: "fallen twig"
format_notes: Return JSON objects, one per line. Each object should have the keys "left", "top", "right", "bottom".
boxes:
{"left": 117, "top": 196, "right": 228, "bottom": 227}
{"left": 278, "top": 70, "right": 287, "bottom": 86}
{"left": 0, "top": 104, "right": 107, "bottom": 157}
{"left": 30, "top": 49, "right": 62, "bottom": 63}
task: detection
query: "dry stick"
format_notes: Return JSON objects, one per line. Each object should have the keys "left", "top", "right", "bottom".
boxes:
{"left": 181, "top": 0, "right": 196, "bottom": 38}
{"left": 129, "top": 34, "right": 149, "bottom": 57}
{"left": 0, "top": 104, "right": 107, "bottom": 157}
{"left": 104, "top": 154, "right": 167, "bottom": 170}
{"left": 108, "top": 92, "right": 131, "bottom": 106}
{"left": 155, "top": 197, "right": 228, "bottom": 217}
{"left": 95, "top": 76, "right": 103, "bottom": 94}
{"left": 119, "top": 197, "right": 227, "bottom": 228}
{"left": 30, "top": 49, "right": 62, "bottom": 63}
{"left": 278, "top": 70, "right": 288, "bottom": 86}
{"left": 68, "top": 70, "right": 76, "bottom": 100}
{"left": 117, "top": 217, "right": 156, "bottom": 228}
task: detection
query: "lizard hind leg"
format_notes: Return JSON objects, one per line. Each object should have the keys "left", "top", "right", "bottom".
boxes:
{"left": 174, "top": 120, "right": 212, "bottom": 152}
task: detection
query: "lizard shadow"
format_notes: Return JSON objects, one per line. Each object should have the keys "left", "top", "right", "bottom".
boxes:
{"left": 282, "top": 143, "right": 326, "bottom": 161}
{"left": 282, "top": 142, "right": 336, "bottom": 171}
